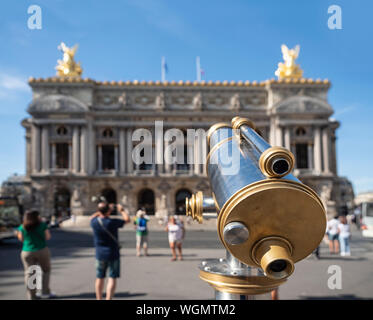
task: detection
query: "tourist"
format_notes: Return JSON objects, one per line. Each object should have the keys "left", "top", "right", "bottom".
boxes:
{"left": 165, "top": 215, "right": 184, "bottom": 261}
{"left": 327, "top": 215, "right": 340, "bottom": 254}
{"left": 17, "top": 210, "right": 55, "bottom": 300}
{"left": 134, "top": 208, "right": 149, "bottom": 257}
{"left": 90, "top": 201, "right": 130, "bottom": 300}
{"left": 338, "top": 215, "right": 351, "bottom": 256}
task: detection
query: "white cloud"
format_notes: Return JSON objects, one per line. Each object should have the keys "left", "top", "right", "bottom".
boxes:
{"left": 0, "top": 73, "right": 30, "bottom": 100}
{"left": 333, "top": 105, "right": 357, "bottom": 117}
{"left": 0, "top": 74, "right": 29, "bottom": 92}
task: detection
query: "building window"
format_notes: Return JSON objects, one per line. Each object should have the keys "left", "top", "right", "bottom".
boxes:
{"left": 56, "top": 126, "right": 68, "bottom": 136}
{"left": 102, "top": 145, "right": 115, "bottom": 170}
{"left": 295, "top": 143, "right": 308, "bottom": 169}
{"left": 100, "top": 188, "right": 117, "bottom": 205}
{"left": 56, "top": 143, "right": 69, "bottom": 169}
{"left": 54, "top": 188, "right": 70, "bottom": 218}
{"left": 175, "top": 189, "right": 192, "bottom": 215}
{"left": 295, "top": 127, "right": 306, "bottom": 136}
{"left": 102, "top": 128, "right": 114, "bottom": 138}
{"left": 138, "top": 189, "right": 155, "bottom": 215}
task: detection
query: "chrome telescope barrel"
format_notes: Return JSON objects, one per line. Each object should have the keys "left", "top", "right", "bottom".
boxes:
{"left": 231, "top": 117, "right": 295, "bottom": 178}
{"left": 187, "top": 117, "right": 327, "bottom": 281}
{"left": 231, "top": 116, "right": 270, "bottom": 153}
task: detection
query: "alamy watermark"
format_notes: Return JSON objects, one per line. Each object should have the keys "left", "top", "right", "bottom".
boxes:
{"left": 27, "top": 5, "right": 42, "bottom": 30}
{"left": 27, "top": 265, "right": 42, "bottom": 290}
{"left": 327, "top": 265, "right": 342, "bottom": 290}
{"left": 129, "top": 121, "right": 241, "bottom": 176}
{"left": 327, "top": 5, "right": 342, "bottom": 30}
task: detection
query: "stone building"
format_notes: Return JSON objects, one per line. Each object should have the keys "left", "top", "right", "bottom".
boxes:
{"left": 21, "top": 44, "right": 352, "bottom": 218}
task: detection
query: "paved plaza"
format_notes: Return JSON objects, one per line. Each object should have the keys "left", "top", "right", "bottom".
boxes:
{"left": 0, "top": 227, "right": 372, "bottom": 300}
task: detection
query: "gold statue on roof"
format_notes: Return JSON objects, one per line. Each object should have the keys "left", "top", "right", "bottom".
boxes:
{"left": 275, "top": 44, "right": 303, "bottom": 79}
{"left": 55, "top": 42, "right": 83, "bottom": 77}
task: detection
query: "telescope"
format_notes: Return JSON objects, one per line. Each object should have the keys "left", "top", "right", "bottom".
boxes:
{"left": 186, "top": 117, "right": 326, "bottom": 299}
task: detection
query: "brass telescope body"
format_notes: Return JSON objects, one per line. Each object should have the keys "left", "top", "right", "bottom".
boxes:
{"left": 186, "top": 117, "right": 326, "bottom": 292}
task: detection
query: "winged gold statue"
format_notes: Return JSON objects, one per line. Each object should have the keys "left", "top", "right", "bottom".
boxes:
{"left": 275, "top": 44, "right": 303, "bottom": 79}
{"left": 55, "top": 42, "right": 83, "bottom": 77}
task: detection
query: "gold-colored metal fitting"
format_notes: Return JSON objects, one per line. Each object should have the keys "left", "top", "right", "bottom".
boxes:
{"left": 206, "top": 123, "right": 231, "bottom": 146}
{"left": 259, "top": 146, "right": 295, "bottom": 178}
{"left": 231, "top": 117, "right": 256, "bottom": 131}
{"left": 217, "top": 179, "right": 326, "bottom": 269}
{"left": 199, "top": 271, "right": 286, "bottom": 295}
{"left": 251, "top": 236, "right": 294, "bottom": 280}
{"left": 185, "top": 191, "right": 203, "bottom": 223}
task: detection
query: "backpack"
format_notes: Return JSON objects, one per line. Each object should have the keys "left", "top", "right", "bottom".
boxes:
{"left": 137, "top": 217, "right": 147, "bottom": 232}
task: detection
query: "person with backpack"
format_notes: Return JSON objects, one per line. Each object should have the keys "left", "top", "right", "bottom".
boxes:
{"left": 90, "top": 201, "right": 130, "bottom": 300}
{"left": 17, "top": 210, "right": 55, "bottom": 300}
{"left": 134, "top": 208, "right": 149, "bottom": 257}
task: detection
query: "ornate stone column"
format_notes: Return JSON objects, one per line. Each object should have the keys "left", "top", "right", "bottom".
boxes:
{"left": 276, "top": 125, "right": 283, "bottom": 147}
{"left": 114, "top": 144, "right": 119, "bottom": 172}
{"left": 72, "top": 126, "right": 80, "bottom": 173}
{"left": 126, "top": 129, "right": 133, "bottom": 174}
{"left": 269, "top": 118, "right": 276, "bottom": 146}
{"left": 41, "top": 126, "right": 50, "bottom": 172}
{"left": 188, "top": 142, "right": 193, "bottom": 175}
{"left": 119, "top": 128, "right": 126, "bottom": 174}
{"left": 284, "top": 127, "right": 291, "bottom": 150}
{"left": 68, "top": 143, "right": 72, "bottom": 170}
{"left": 155, "top": 124, "right": 164, "bottom": 175}
{"left": 80, "top": 126, "right": 88, "bottom": 174}
{"left": 194, "top": 140, "right": 200, "bottom": 175}
{"left": 164, "top": 134, "right": 171, "bottom": 175}
{"left": 87, "top": 121, "right": 96, "bottom": 174}
{"left": 322, "top": 127, "right": 330, "bottom": 173}
{"left": 32, "top": 124, "right": 41, "bottom": 173}
{"left": 51, "top": 143, "right": 56, "bottom": 169}
{"left": 313, "top": 126, "right": 322, "bottom": 174}
{"left": 97, "top": 144, "right": 103, "bottom": 172}
{"left": 307, "top": 143, "right": 314, "bottom": 170}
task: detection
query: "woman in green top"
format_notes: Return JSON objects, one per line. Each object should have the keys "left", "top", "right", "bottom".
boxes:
{"left": 17, "top": 210, "right": 53, "bottom": 300}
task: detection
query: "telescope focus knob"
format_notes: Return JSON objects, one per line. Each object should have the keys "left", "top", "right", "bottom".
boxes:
{"left": 186, "top": 192, "right": 203, "bottom": 224}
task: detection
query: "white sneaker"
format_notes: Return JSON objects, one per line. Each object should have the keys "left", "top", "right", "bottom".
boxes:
{"left": 340, "top": 252, "right": 345, "bottom": 257}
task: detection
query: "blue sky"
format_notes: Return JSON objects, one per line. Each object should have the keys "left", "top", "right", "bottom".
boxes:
{"left": 0, "top": 0, "right": 372, "bottom": 194}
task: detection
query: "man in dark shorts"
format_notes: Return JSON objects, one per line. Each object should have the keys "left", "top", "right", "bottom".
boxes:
{"left": 90, "top": 201, "right": 130, "bottom": 300}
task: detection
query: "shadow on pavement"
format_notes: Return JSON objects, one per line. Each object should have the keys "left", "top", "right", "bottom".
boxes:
{"left": 55, "top": 291, "right": 146, "bottom": 299}
{"left": 0, "top": 229, "right": 95, "bottom": 273}
{"left": 0, "top": 281, "right": 24, "bottom": 287}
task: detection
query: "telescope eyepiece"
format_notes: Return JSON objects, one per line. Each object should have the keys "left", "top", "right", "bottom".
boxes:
{"left": 271, "top": 158, "right": 290, "bottom": 176}
{"left": 268, "top": 259, "right": 287, "bottom": 273}
{"left": 252, "top": 237, "right": 294, "bottom": 280}
{"left": 259, "top": 147, "right": 295, "bottom": 178}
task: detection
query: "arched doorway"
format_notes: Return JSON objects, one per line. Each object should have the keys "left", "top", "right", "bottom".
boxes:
{"left": 138, "top": 189, "right": 155, "bottom": 215}
{"left": 54, "top": 188, "right": 71, "bottom": 219}
{"left": 101, "top": 188, "right": 117, "bottom": 204}
{"left": 175, "top": 189, "right": 192, "bottom": 215}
